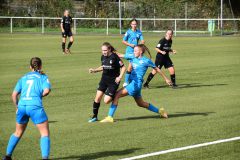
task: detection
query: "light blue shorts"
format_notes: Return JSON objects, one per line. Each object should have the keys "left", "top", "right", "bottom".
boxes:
{"left": 16, "top": 105, "right": 48, "bottom": 125}
{"left": 125, "top": 80, "right": 142, "bottom": 98}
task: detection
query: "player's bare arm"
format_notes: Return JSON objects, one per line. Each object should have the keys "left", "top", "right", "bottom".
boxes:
{"left": 122, "top": 40, "right": 135, "bottom": 48}
{"left": 155, "top": 48, "right": 166, "bottom": 55}
{"left": 89, "top": 66, "right": 103, "bottom": 73}
{"left": 115, "top": 63, "right": 126, "bottom": 84}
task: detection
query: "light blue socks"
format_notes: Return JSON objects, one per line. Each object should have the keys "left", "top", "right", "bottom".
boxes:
{"left": 6, "top": 134, "right": 20, "bottom": 156}
{"left": 40, "top": 136, "right": 50, "bottom": 159}
{"left": 148, "top": 103, "right": 159, "bottom": 113}
{"left": 108, "top": 104, "right": 117, "bottom": 117}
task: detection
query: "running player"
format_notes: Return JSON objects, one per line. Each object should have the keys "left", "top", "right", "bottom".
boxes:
{"left": 2, "top": 57, "right": 51, "bottom": 160}
{"left": 100, "top": 44, "right": 172, "bottom": 123}
{"left": 143, "top": 29, "right": 177, "bottom": 88}
{"left": 122, "top": 18, "right": 144, "bottom": 87}
{"left": 88, "top": 42, "right": 126, "bottom": 122}
{"left": 61, "top": 9, "right": 74, "bottom": 54}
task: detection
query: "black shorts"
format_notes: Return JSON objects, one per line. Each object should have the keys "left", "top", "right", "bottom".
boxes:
{"left": 62, "top": 31, "right": 73, "bottom": 38}
{"left": 155, "top": 55, "right": 174, "bottom": 69}
{"left": 97, "top": 77, "right": 119, "bottom": 98}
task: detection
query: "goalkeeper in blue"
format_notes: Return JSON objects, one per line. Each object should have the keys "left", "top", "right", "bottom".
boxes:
{"left": 122, "top": 18, "right": 144, "bottom": 87}
{"left": 2, "top": 57, "right": 51, "bottom": 160}
{"left": 100, "top": 44, "right": 172, "bottom": 123}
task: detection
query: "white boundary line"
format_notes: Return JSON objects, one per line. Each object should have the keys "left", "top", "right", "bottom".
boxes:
{"left": 119, "top": 136, "right": 240, "bottom": 160}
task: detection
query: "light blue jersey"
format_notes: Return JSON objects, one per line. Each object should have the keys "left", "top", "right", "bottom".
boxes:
{"left": 123, "top": 29, "right": 144, "bottom": 56}
{"left": 124, "top": 55, "right": 156, "bottom": 97}
{"left": 14, "top": 71, "right": 51, "bottom": 107}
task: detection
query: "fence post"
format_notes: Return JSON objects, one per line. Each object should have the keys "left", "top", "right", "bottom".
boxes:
{"left": 10, "top": 17, "right": 13, "bottom": 33}
{"left": 106, "top": 19, "right": 109, "bottom": 35}
{"left": 174, "top": 19, "right": 177, "bottom": 36}
{"left": 41, "top": 17, "right": 44, "bottom": 34}
{"left": 140, "top": 20, "right": 142, "bottom": 31}
{"left": 74, "top": 19, "right": 76, "bottom": 34}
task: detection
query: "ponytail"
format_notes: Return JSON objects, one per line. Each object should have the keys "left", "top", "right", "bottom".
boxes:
{"left": 30, "top": 57, "right": 44, "bottom": 74}
{"left": 136, "top": 44, "right": 152, "bottom": 59}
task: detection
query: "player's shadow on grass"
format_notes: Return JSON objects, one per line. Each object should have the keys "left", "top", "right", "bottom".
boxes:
{"left": 51, "top": 148, "right": 142, "bottom": 160}
{"left": 48, "top": 120, "right": 58, "bottom": 123}
{"left": 116, "top": 112, "right": 215, "bottom": 121}
{"left": 151, "top": 83, "right": 227, "bottom": 89}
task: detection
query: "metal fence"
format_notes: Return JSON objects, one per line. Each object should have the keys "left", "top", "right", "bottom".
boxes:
{"left": 0, "top": 16, "right": 239, "bottom": 36}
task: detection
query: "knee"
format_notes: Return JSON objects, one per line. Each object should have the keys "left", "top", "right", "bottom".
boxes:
{"left": 94, "top": 97, "right": 101, "bottom": 103}
{"left": 104, "top": 97, "right": 112, "bottom": 104}
{"left": 104, "top": 99, "right": 111, "bottom": 104}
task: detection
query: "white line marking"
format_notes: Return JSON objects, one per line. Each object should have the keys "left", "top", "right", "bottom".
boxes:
{"left": 119, "top": 136, "right": 240, "bottom": 160}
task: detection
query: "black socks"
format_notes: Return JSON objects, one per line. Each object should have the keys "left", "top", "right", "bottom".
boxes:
{"left": 93, "top": 101, "right": 100, "bottom": 118}
{"left": 62, "top": 42, "right": 65, "bottom": 52}
{"left": 145, "top": 73, "right": 155, "bottom": 85}
{"left": 67, "top": 41, "right": 73, "bottom": 49}
{"left": 170, "top": 74, "right": 176, "bottom": 85}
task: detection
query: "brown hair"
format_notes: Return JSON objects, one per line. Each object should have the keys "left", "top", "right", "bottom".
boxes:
{"left": 130, "top": 18, "right": 138, "bottom": 25}
{"left": 102, "top": 42, "right": 117, "bottom": 53}
{"left": 30, "top": 57, "right": 44, "bottom": 74}
{"left": 136, "top": 44, "right": 152, "bottom": 59}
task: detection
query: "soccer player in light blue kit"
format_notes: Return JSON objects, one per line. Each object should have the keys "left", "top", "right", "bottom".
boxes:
{"left": 100, "top": 44, "right": 172, "bottom": 122}
{"left": 122, "top": 18, "right": 144, "bottom": 87}
{"left": 2, "top": 57, "right": 51, "bottom": 160}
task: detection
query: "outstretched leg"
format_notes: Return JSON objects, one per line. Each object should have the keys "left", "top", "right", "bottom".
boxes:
{"left": 134, "top": 97, "right": 168, "bottom": 118}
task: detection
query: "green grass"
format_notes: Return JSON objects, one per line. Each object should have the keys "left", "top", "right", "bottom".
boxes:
{"left": 0, "top": 34, "right": 240, "bottom": 160}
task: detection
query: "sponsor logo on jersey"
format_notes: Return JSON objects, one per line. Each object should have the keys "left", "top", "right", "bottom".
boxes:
{"left": 139, "top": 60, "right": 144, "bottom": 64}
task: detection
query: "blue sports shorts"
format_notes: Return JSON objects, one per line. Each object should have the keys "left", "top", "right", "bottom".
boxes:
{"left": 16, "top": 105, "right": 48, "bottom": 125}
{"left": 125, "top": 80, "right": 142, "bottom": 98}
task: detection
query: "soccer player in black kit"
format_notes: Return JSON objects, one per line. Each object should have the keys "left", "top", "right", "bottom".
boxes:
{"left": 88, "top": 42, "right": 126, "bottom": 122}
{"left": 60, "top": 10, "right": 74, "bottom": 54}
{"left": 143, "top": 29, "right": 177, "bottom": 88}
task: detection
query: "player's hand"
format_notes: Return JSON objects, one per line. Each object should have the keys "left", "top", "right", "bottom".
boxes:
{"left": 172, "top": 50, "right": 177, "bottom": 54}
{"left": 89, "top": 68, "right": 95, "bottom": 73}
{"left": 115, "top": 77, "right": 121, "bottom": 84}
{"left": 161, "top": 51, "right": 166, "bottom": 55}
{"left": 62, "top": 31, "right": 66, "bottom": 37}
{"left": 130, "top": 44, "right": 135, "bottom": 48}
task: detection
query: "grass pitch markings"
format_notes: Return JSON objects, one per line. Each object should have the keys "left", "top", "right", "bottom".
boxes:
{"left": 119, "top": 136, "right": 240, "bottom": 160}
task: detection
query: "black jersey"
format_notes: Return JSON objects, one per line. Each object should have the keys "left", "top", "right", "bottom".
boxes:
{"left": 101, "top": 53, "right": 124, "bottom": 78}
{"left": 156, "top": 37, "right": 172, "bottom": 57}
{"left": 61, "top": 16, "right": 72, "bottom": 31}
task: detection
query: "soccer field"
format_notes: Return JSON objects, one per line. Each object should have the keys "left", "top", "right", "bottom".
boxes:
{"left": 0, "top": 34, "right": 240, "bottom": 160}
